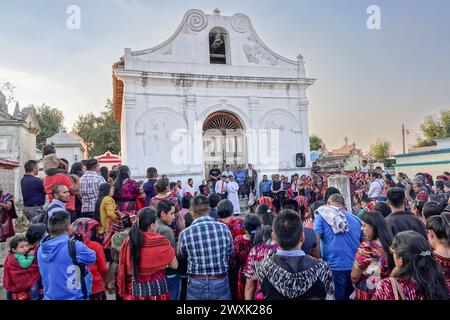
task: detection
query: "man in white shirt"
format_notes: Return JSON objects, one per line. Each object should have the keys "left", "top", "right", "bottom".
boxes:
{"left": 215, "top": 174, "right": 228, "bottom": 200}
{"left": 222, "top": 165, "right": 234, "bottom": 181}
{"left": 368, "top": 172, "right": 385, "bottom": 199}
{"left": 184, "top": 178, "right": 196, "bottom": 197}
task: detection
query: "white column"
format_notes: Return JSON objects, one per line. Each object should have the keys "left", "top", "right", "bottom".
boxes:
{"left": 248, "top": 96, "right": 259, "bottom": 166}
{"left": 185, "top": 95, "right": 199, "bottom": 173}
{"left": 123, "top": 92, "right": 137, "bottom": 173}
{"left": 299, "top": 98, "right": 311, "bottom": 167}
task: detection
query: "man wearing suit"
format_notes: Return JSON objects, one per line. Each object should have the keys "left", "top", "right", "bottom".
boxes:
{"left": 244, "top": 164, "right": 257, "bottom": 199}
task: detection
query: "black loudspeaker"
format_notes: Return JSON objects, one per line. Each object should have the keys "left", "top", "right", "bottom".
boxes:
{"left": 296, "top": 153, "right": 306, "bottom": 167}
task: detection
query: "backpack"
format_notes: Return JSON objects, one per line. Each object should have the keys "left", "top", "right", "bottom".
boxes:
{"left": 68, "top": 239, "right": 93, "bottom": 300}
{"left": 31, "top": 203, "right": 60, "bottom": 225}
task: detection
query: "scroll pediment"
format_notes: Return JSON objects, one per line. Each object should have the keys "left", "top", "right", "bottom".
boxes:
{"left": 128, "top": 9, "right": 299, "bottom": 68}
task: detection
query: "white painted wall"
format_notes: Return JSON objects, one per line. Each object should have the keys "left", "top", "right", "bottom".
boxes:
{"left": 116, "top": 9, "right": 315, "bottom": 186}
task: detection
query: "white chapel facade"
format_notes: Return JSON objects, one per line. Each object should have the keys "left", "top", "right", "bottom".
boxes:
{"left": 113, "top": 9, "right": 315, "bottom": 184}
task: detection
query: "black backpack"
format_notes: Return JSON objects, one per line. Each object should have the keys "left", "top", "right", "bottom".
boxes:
{"left": 31, "top": 203, "right": 60, "bottom": 225}
{"left": 68, "top": 239, "right": 90, "bottom": 300}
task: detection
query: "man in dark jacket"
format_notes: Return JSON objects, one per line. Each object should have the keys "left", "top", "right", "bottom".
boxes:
{"left": 386, "top": 187, "right": 427, "bottom": 238}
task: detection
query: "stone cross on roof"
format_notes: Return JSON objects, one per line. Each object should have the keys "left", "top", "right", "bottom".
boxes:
{"left": 213, "top": 8, "right": 221, "bottom": 15}
{"left": 344, "top": 136, "right": 349, "bottom": 145}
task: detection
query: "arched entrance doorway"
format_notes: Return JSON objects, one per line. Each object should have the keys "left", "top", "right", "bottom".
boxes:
{"left": 203, "top": 111, "right": 245, "bottom": 178}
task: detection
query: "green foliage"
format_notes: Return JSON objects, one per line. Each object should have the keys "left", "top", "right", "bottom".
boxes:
{"left": 73, "top": 100, "right": 120, "bottom": 156}
{"left": 35, "top": 104, "right": 64, "bottom": 150}
{"left": 369, "top": 138, "right": 392, "bottom": 163}
{"left": 414, "top": 109, "right": 450, "bottom": 147}
{"left": 414, "top": 138, "right": 436, "bottom": 148}
{"left": 309, "top": 134, "right": 325, "bottom": 151}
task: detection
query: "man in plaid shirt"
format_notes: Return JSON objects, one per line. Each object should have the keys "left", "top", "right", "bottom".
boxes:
{"left": 79, "top": 159, "right": 106, "bottom": 219}
{"left": 177, "top": 195, "right": 233, "bottom": 300}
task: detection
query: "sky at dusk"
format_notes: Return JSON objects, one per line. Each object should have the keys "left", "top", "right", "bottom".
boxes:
{"left": 1, "top": 0, "right": 449, "bottom": 154}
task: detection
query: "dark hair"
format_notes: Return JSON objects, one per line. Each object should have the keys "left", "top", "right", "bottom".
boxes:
{"left": 47, "top": 210, "right": 71, "bottom": 235}
{"left": 208, "top": 193, "right": 221, "bottom": 208}
{"left": 94, "top": 183, "right": 112, "bottom": 223}
{"left": 181, "top": 195, "right": 192, "bottom": 209}
{"left": 130, "top": 208, "right": 157, "bottom": 277}
{"left": 26, "top": 223, "right": 47, "bottom": 244}
{"left": 51, "top": 184, "right": 66, "bottom": 197}
{"left": 42, "top": 144, "right": 56, "bottom": 156}
{"left": 100, "top": 166, "right": 109, "bottom": 181}
{"left": 60, "top": 158, "right": 69, "bottom": 165}
{"left": 70, "top": 162, "right": 84, "bottom": 176}
{"left": 273, "top": 209, "right": 303, "bottom": 250}
{"left": 24, "top": 160, "right": 38, "bottom": 173}
{"left": 191, "top": 195, "right": 210, "bottom": 216}
{"left": 244, "top": 214, "right": 261, "bottom": 243}
{"left": 282, "top": 199, "right": 299, "bottom": 212}
{"left": 188, "top": 178, "right": 193, "bottom": 183}
{"left": 422, "top": 201, "right": 442, "bottom": 220}
{"left": 324, "top": 187, "right": 341, "bottom": 203}
{"left": 375, "top": 166, "right": 382, "bottom": 170}
{"left": 121, "top": 214, "right": 132, "bottom": 229}
{"left": 9, "top": 235, "right": 28, "bottom": 251}
{"left": 114, "top": 165, "right": 130, "bottom": 197}
{"left": 109, "top": 170, "right": 118, "bottom": 181}
{"left": 391, "top": 231, "right": 448, "bottom": 300}
{"left": 426, "top": 215, "right": 450, "bottom": 246}
{"left": 435, "top": 180, "right": 445, "bottom": 192}
{"left": 255, "top": 203, "right": 274, "bottom": 226}
{"left": 169, "top": 182, "right": 177, "bottom": 189}
{"left": 375, "top": 201, "right": 392, "bottom": 218}
{"left": 371, "top": 172, "right": 380, "bottom": 179}
{"left": 154, "top": 178, "right": 169, "bottom": 194}
{"left": 428, "top": 194, "right": 447, "bottom": 211}
{"left": 310, "top": 200, "right": 326, "bottom": 221}
{"left": 217, "top": 199, "right": 234, "bottom": 218}
{"left": 253, "top": 225, "right": 273, "bottom": 246}
{"left": 387, "top": 187, "right": 405, "bottom": 208}
{"left": 86, "top": 159, "right": 98, "bottom": 171}
{"left": 156, "top": 200, "right": 175, "bottom": 219}
{"left": 146, "top": 167, "right": 157, "bottom": 179}
{"left": 361, "top": 211, "right": 395, "bottom": 269}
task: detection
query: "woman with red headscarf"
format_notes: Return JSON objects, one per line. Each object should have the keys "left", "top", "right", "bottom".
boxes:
{"left": 70, "top": 218, "right": 107, "bottom": 300}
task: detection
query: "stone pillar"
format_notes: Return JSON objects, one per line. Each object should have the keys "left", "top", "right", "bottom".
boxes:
{"left": 327, "top": 175, "right": 352, "bottom": 211}
{"left": 185, "top": 95, "right": 198, "bottom": 172}
{"left": 123, "top": 90, "right": 136, "bottom": 172}
{"left": 299, "top": 97, "right": 311, "bottom": 167}
{"left": 248, "top": 96, "right": 259, "bottom": 175}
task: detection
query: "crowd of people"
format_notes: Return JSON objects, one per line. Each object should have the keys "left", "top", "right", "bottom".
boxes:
{"left": 0, "top": 145, "right": 449, "bottom": 301}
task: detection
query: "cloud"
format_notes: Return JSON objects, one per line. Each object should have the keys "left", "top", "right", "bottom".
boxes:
{"left": 0, "top": 66, "right": 103, "bottom": 129}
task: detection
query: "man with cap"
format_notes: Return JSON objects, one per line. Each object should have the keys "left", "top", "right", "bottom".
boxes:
{"left": 215, "top": 174, "right": 228, "bottom": 200}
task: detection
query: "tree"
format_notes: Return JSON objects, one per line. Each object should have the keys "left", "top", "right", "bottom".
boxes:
{"left": 0, "top": 80, "right": 16, "bottom": 105}
{"left": 310, "top": 134, "right": 325, "bottom": 151}
{"left": 369, "top": 139, "right": 392, "bottom": 163}
{"left": 73, "top": 100, "right": 120, "bottom": 156}
{"left": 414, "top": 110, "right": 450, "bottom": 147}
{"left": 35, "top": 104, "right": 64, "bottom": 150}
